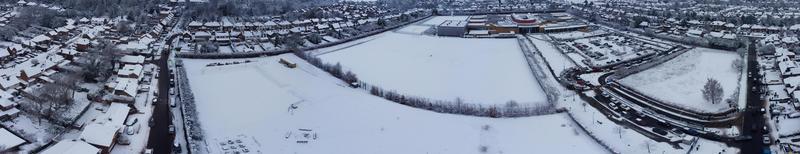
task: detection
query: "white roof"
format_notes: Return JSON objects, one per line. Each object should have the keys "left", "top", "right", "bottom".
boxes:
{"left": 791, "top": 24, "right": 800, "bottom": 30}
{"left": 114, "top": 77, "right": 138, "bottom": 97}
{"left": 75, "top": 38, "right": 90, "bottom": 45}
{"left": 188, "top": 21, "right": 203, "bottom": 27}
{"left": 80, "top": 123, "right": 121, "bottom": 148}
{"left": 782, "top": 37, "right": 799, "bottom": 44}
{"left": 119, "top": 55, "right": 145, "bottom": 64}
{"left": 778, "top": 61, "right": 800, "bottom": 77}
{"left": 0, "top": 52, "right": 65, "bottom": 89}
{"left": 99, "top": 103, "right": 130, "bottom": 127}
{"left": 710, "top": 21, "right": 725, "bottom": 26}
{"left": 80, "top": 102, "right": 129, "bottom": 147}
{"left": 708, "top": 31, "right": 724, "bottom": 38}
{"left": 59, "top": 48, "right": 78, "bottom": 55}
{"left": 722, "top": 33, "right": 737, "bottom": 39}
{"left": 40, "top": 140, "right": 100, "bottom": 154}
{"left": 118, "top": 64, "right": 143, "bottom": 78}
{"left": 784, "top": 76, "right": 800, "bottom": 92}
{"left": 0, "top": 48, "right": 10, "bottom": 58}
{"left": 468, "top": 30, "right": 490, "bottom": 35}
{"left": 0, "top": 91, "right": 15, "bottom": 108}
{"left": 687, "top": 29, "right": 703, "bottom": 36}
{"left": 0, "top": 128, "right": 25, "bottom": 150}
{"left": 31, "top": 35, "right": 51, "bottom": 43}
{"left": 204, "top": 22, "right": 220, "bottom": 27}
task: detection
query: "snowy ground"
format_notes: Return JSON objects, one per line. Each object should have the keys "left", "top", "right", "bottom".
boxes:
{"left": 548, "top": 30, "right": 610, "bottom": 40}
{"left": 2, "top": 113, "right": 61, "bottom": 152}
{"left": 316, "top": 32, "right": 547, "bottom": 105}
{"left": 619, "top": 48, "right": 742, "bottom": 113}
{"left": 395, "top": 25, "right": 433, "bottom": 35}
{"left": 183, "top": 54, "right": 606, "bottom": 154}
{"left": 527, "top": 34, "right": 577, "bottom": 75}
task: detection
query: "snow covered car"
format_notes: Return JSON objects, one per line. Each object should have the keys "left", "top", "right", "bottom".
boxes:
{"left": 169, "top": 125, "right": 175, "bottom": 135}
{"left": 789, "top": 112, "right": 800, "bottom": 119}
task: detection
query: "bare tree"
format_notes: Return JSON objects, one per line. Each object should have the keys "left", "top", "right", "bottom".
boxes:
{"left": 731, "top": 59, "right": 743, "bottom": 71}
{"left": 702, "top": 78, "right": 724, "bottom": 104}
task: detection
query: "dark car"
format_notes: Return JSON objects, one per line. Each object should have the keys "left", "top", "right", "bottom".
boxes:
{"left": 173, "top": 142, "right": 182, "bottom": 153}
{"left": 149, "top": 117, "right": 155, "bottom": 127}
{"left": 652, "top": 127, "right": 668, "bottom": 136}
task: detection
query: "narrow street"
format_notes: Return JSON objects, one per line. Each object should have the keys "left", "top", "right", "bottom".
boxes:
{"left": 146, "top": 44, "right": 175, "bottom": 153}
{"left": 739, "top": 40, "right": 767, "bottom": 154}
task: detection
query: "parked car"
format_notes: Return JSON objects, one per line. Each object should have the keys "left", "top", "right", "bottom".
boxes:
{"left": 144, "top": 149, "right": 153, "bottom": 154}
{"left": 117, "top": 136, "right": 130, "bottom": 145}
{"left": 169, "top": 125, "right": 175, "bottom": 135}
{"left": 173, "top": 142, "right": 182, "bottom": 153}
{"left": 733, "top": 135, "right": 752, "bottom": 141}
{"left": 152, "top": 98, "right": 158, "bottom": 105}
{"left": 621, "top": 104, "right": 631, "bottom": 111}
{"left": 170, "top": 101, "right": 176, "bottom": 108}
{"left": 789, "top": 112, "right": 800, "bottom": 119}
{"left": 652, "top": 127, "right": 668, "bottom": 136}
{"left": 763, "top": 135, "right": 771, "bottom": 145}
{"left": 149, "top": 117, "right": 155, "bottom": 127}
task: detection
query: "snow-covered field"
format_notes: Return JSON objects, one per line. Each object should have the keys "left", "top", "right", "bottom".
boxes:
{"left": 316, "top": 32, "right": 547, "bottom": 105}
{"left": 183, "top": 54, "right": 606, "bottom": 154}
{"left": 396, "top": 25, "right": 432, "bottom": 35}
{"left": 619, "top": 48, "right": 742, "bottom": 113}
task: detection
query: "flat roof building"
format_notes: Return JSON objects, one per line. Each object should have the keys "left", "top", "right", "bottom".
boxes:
{"left": 437, "top": 20, "right": 467, "bottom": 37}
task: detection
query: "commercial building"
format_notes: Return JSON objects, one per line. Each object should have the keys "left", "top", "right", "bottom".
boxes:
{"left": 437, "top": 20, "right": 467, "bottom": 37}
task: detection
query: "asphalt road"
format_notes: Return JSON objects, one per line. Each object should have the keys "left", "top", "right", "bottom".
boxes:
{"left": 146, "top": 45, "right": 175, "bottom": 153}
{"left": 739, "top": 40, "right": 767, "bottom": 154}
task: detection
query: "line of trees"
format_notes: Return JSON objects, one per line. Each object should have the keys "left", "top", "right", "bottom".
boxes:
{"left": 294, "top": 51, "right": 556, "bottom": 118}
{"left": 174, "top": 60, "right": 205, "bottom": 142}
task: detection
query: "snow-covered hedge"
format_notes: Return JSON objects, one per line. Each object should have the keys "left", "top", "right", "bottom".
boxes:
{"left": 175, "top": 60, "right": 206, "bottom": 152}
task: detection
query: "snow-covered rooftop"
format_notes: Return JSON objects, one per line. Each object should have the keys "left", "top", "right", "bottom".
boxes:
{"left": 119, "top": 55, "right": 145, "bottom": 64}
{"left": 117, "top": 64, "right": 143, "bottom": 78}
{"left": 0, "top": 128, "right": 25, "bottom": 150}
{"left": 80, "top": 123, "right": 121, "bottom": 148}
{"left": 40, "top": 140, "right": 100, "bottom": 154}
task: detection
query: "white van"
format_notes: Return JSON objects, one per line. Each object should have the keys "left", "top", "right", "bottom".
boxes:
{"left": 789, "top": 112, "right": 800, "bottom": 119}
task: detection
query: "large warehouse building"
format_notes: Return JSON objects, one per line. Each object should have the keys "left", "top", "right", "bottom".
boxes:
{"left": 437, "top": 20, "right": 468, "bottom": 37}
